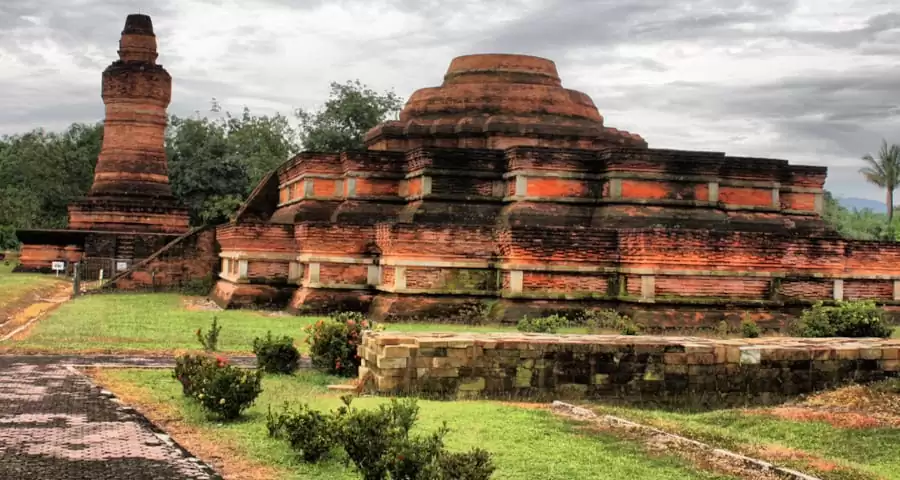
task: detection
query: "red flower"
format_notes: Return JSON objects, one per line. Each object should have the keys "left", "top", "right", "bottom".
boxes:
{"left": 215, "top": 355, "right": 228, "bottom": 367}
{"left": 361, "top": 320, "right": 369, "bottom": 328}
{"left": 347, "top": 319, "right": 356, "bottom": 326}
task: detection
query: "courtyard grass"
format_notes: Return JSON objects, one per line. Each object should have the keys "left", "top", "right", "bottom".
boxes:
{"left": 591, "top": 402, "right": 900, "bottom": 480}
{"left": 4, "top": 292, "right": 546, "bottom": 355}
{"left": 94, "top": 368, "right": 735, "bottom": 480}
{"left": 0, "top": 253, "right": 67, "bottom": 310}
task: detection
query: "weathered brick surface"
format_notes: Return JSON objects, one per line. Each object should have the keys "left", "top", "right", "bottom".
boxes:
{"left": 360, "top": 332, "right": 900, "bottom": 403}
{"left": 655, "top": 276, "right": 770, "bottom": 298}
{"left": 105, "top": 228, "right": 218, "bottom": 291}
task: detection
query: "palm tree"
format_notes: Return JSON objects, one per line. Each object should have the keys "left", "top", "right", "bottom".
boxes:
{"left": 860, "top": 140, "right": 900, "bottom": 221}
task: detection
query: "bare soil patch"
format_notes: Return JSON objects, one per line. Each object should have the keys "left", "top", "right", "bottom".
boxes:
{"left": 0, "top": 282, "right": 71, "bottom": 340}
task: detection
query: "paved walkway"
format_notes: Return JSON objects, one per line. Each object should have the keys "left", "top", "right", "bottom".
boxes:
{"left": 0, "top": 356, "right": 221, "bottom": 479}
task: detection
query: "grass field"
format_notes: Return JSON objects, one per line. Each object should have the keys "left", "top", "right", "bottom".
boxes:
{"left": 593, "top": 395, "right": 900, "bottom": 480}
{"left": 0, "top": 253, "right": 66, "bottom": 310}
{"left": 5, "top": 293, "right": 553, "bottom": 354}
{"left": 94, "top": 369, "right": 735, "bottom": 480}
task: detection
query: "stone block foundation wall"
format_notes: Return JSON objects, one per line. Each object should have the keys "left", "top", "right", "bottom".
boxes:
{"left": 359, "top": 332, "right": 900, "bottom": 405}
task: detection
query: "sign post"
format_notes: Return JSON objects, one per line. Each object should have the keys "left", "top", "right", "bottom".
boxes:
{"left": 51, "top": 261, "right": 65, "bottom": 277}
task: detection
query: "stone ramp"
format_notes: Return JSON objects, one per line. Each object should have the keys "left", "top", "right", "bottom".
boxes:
{"left": 0, "top": 357, "right": 219, "bottom": 480}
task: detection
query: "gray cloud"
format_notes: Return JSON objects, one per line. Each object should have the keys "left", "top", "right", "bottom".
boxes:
{"left": 1, "top": 0, "right": 899, "bottom": 202}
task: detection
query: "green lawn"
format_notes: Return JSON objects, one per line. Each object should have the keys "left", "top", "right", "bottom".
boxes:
{"left": 593, "top": 404, "right": 900, "bottom": 480}
{"left": 5, "top": 293, "right": 542, "bottom": 354}
{"left": 98, "top": 369, "right": 734, "bottom": 480}
{"left": 0, "top": 253, "right": 66, "bottom": 310}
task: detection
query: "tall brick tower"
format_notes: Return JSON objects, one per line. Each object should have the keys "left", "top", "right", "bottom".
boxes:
{"left": 67, "top": 14, "right": 189, "bottom": 234}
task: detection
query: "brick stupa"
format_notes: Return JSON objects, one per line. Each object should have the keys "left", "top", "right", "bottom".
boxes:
{"left": 202, "top": 53, "right": 900, "bottom": 328}
{"left": 16, "top": 14, "right": 189, "bottom": 274}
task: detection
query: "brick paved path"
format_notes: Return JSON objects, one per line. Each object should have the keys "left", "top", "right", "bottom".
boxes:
{"left": 0, "top": 357, "right": 220, "bottom": 480}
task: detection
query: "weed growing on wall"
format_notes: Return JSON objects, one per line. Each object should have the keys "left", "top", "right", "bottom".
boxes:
{"left": 796, "top": 300, "right": 893, "bottom": 338}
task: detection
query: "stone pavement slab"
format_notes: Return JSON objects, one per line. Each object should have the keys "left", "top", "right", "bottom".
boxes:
{"left": 0, "top": 357, "right": 221, "bottom": 480}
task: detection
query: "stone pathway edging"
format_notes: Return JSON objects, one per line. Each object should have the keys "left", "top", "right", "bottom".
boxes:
{"left": 64, "top": 365, "right": 223, "bottom": 480}
{"left": 0, "top": 354, "right": 311, "bottom": 370}
{"left": 550, "top": 401, "right": 822, "bottom": 480}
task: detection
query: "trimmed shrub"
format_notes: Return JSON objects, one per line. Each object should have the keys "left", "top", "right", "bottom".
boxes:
{"left": 796, "top": 300, "right": 893, "bottom": 338}
{"left": 741, "top": 318, "right": 761, "bottom": 338}
{"left": 196, "top": 316, "right": 222, "bottom": 352}
{"left": 172, "top": 353, "right": 215, "bottom": 396}
{"left": 265, "top": 396, "right": 495, "bottom": 479}
{"left": 581, "top": 309, "right": 629, "bottom": 333}
{"left": 266, "top": 403, "right": 338, "bottom": 462}
{"left": 619, "top": 319, "right": 642, "bottom": 336}
{"left": 516, "top": 314, "right": 568, "bottom": 334}
{"left": 438, "top": 449, "right": 496, "bottom": 480}
{"left": 193, "top": 357, "right": 263, "bottom": 420}
{"left": 253, "top": 331, "right": 301, "bottom": 374}
{"left": 306, "top": 312, "right": 371, "bottom": 377}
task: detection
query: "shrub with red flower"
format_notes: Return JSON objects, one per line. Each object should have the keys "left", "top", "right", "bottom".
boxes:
{"left": 306, "top": 312, "right": 370, "bottom": 377}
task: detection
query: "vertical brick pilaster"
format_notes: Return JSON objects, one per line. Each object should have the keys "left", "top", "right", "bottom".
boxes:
{"left": 303, "top": 179, "right": 314, "bottom": 198}
{"left": 367, "top": 265, "right": 382, "bottom": 286}
{"left": 893, "top": 280, "right": 900, "bottom": 301}
{"left": 395, "top": 266, "right": 407, "bottom": 290}
{"left": 708, "top": 182, "right": 719, "bottom": 202}
{"left": 640, "top": 275, "right": 655, "bottom": 301}
{"left": 771, "top": 188, "right": 780, "bottom": 208}
{"left": 238, "top": 260, "right": 248, "bottom": 280}
{"left": 608, "top": 178, "right": 622, "bottom": 199}
{"left": 833, "top": 279, "right": 844, "bottom": 301}
{"left": 509, "top": 270, "right": 524, "bottom": 293}
{"left": 515, "top": 176, "right": 527, "bottom": 197}
{"left": 308, "top": 262, "right": 320, "bottom": 285}
{"left": 335, "top": 179, "right": 344, "bottom": 198}
{"left": 814, "top": 192, "right": 824, "bottom": 214}
{"left": 347, "top": 178, "right": 357, "bottom": 197}
{"left": 288, "top": 262, "right": 303, "bottom": 284}
{"left": 422, "top": 177, "right": 432, "bottom": 196}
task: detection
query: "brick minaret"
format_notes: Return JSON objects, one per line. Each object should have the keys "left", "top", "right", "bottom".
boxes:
{"left": 68, "top": 14, "right": 188, "bottom": 233}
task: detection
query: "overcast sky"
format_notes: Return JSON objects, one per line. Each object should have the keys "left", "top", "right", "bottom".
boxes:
{"left": 1, "top": 0, "right": 898, "bottom": 200}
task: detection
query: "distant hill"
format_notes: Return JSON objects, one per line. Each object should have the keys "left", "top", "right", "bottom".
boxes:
{"left": 837, "top": 197, "right": 887, "bottom": 213}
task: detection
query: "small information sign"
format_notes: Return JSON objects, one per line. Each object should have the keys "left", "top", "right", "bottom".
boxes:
{"left": 116, "top": 261, "right": 128, "bottom": 271}
{"left": 51, "top": 261, "right": 65, "bottom": 277}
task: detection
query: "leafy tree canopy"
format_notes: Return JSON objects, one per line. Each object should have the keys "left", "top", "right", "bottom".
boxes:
{"left": 295, "top": 80, "right": 403, "bottom": 152}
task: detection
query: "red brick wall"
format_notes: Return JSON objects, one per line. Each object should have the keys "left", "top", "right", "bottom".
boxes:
{"left": 248, "top": 261, "right": 289, "bottom": 280}
{"left": 311, "top": 178, "right": 339, "bottom": 198}
{"left": 780, "top": 192, "right": 817, "bottom": 212}
{"left": 356, "top": 179, "right": 400, "bottom": 196}
{"left": 430, "top": 177, "right": 497, "bottom": 197}
{"left": 295, "top": 224, "right": 376, "bottom": 254}
{"left": 780, "top": 279, "right": 832, "bottom": 299}
{"left": 107, "top": 229, "right": 219, "bottom": 290}
{"left": 522, "top": 272, "right": 609, "bottom": 292}
{"left": 656, "top": 276, "right": 769, "bottom": 298}
{"left": 525, "top": 178, "right": 590, "bottom": 197}
{"left": 844, "top": 280, "right": 893, "bottom": 300}
{"left": 407, "top": 178, "right": 422, "bottom": 197}
{"left": 217, "top": 224, "right": 295, "bottom": 252}
{"left": 620, "top": 180, "right": 708, "bottom": 201}
{"left": 625, "top": 275, "right": 642, "bottom": 296}
{"left": 718, "top": 186, "right": 773, "bottom": 208}
{"left": 383, "top": 267, "right": 396, "bottom": 287}
{"left": 377, "top": 225, "right": 495, "bottom": 259}
{"left": 320, "top": 263, "right": 368, "bottom": 285}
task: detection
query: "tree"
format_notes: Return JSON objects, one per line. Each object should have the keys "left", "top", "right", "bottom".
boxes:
{"left": 860, "top": 140, "right": 900, "bottom": 221}
{"left": 295, "top": 80, "right": 404, "bottom": 152}
{"left": 166, "top": 107, "right": 299, "bottom": 225}
{"left": 0, "top": 123, "right": 102, "bottom": 229}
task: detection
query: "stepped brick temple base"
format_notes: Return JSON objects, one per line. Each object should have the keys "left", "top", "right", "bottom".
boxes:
{"left": 204, "top": 53, "right": 900, "bottom": 328}
{"left": 358, "top": 332, "right": 900, "bottom": 404}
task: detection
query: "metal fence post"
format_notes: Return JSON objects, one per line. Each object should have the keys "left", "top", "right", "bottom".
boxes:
{"left": 73, "top": 262, "right": 81, "bottom": 297}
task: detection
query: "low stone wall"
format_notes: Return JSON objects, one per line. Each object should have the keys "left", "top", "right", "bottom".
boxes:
{"left": 358, "top": 333, "right": 900, "bottom": 405}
